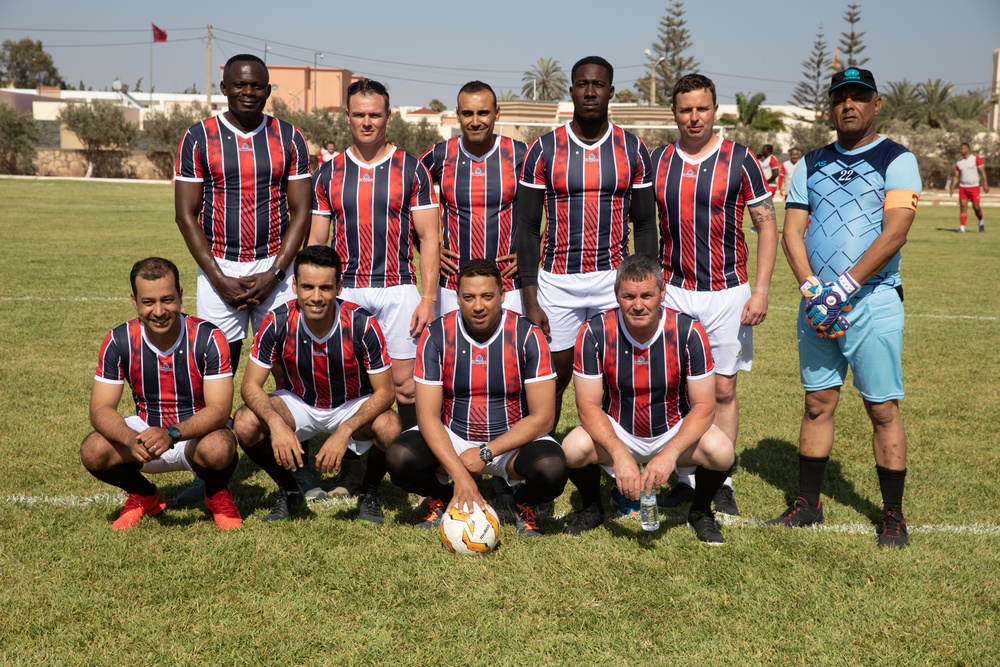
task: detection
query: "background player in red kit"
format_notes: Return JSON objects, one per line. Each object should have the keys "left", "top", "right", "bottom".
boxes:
{"left": 80, "top": 258, "right": 242, "bottom": 531}
{"left": 949, "top": 141, "right": 989, "bottom": 232}
{"left": 233, "top": 246, "right": 400, "bottom": 522}
{"left": 561, "top": 254, "right": 734, "bottom": 542}
{"left": 651, "top": 73, "right": 778, "bottom": 516}
{"left": 420, "top": 80, "right": 527, "bottom": 315}
{"left": 386, "top": 260, "right": 566, "bottom": 536}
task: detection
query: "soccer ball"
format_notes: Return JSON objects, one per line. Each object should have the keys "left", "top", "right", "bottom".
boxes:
{"left": 439, "top": 504, "right": 500, "bottom": 555}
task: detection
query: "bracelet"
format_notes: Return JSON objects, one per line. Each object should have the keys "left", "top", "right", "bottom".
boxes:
{"left": 421, "top": 296, "right": 437, "bottom": 302}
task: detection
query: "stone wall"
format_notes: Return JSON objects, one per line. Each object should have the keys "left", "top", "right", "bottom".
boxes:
{"left": 35, "top": 148, "right": 169, "bottom": 181}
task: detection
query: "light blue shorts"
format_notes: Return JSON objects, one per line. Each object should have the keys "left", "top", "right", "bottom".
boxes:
{"left": 797, "top": 287, "right": 904, "bottom": 402}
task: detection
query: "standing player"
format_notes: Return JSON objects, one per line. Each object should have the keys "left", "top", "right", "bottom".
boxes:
{"left": 420, "top": 80, "right": 527, "bottom": 314}
{"left": 772, "top": 68, "right": 921, "bottom": 548}
{"left": 560, "top": 255, "right": 734, "bottom": 541}
{"left": 80, "top": 258, "right": 242, "bottom": 531}
{"left": 233, "top": 246, "right": 401, "bottom": 522}
{"left": 757, "top": 144, "right": 780, "bottom": 197}
{"left": 516, "top": 55, "right": 658, "bottom": 436}
{"left": 949, "top": 142, "right": 989, "bottom": 232}
{"left": 174, "top": 54, "right": 312, "bottom": 503}
{"left": 651, "top": 73, "right": 778, "bottom": 516}
{"left": 310, "top": 78, "right": 440, "bottom": 493}
{"left": 777, "top": 147, "right": 802, "bottom": 199}
{"left": 385, "top": 260, "right": 566, "bottom": 536}
{"left": 318, "top": 140, "right": 339, "bottom": 165}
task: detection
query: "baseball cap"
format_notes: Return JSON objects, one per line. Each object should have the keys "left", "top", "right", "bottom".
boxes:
{"left": 829, "top": 68, "right": 877, "bottom": 94}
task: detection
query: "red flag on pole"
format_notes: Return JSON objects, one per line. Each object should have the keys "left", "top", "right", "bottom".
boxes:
{"left": 152, "top": 24, "right": 167, "bottom": 43}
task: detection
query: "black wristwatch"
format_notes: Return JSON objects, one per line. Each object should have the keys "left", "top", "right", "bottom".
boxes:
{"left": 271, "top": 265, "right": 286, "bottom": 281}
{"left": 167, "top": 425, "right": 182, "bottom": 444}
{"left": 479, "top": 446, "right": 494, "bottom": 463}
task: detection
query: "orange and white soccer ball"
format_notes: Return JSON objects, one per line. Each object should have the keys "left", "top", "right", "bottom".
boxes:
{"left": 439, "top": 503, "right": 500, "bottom": 555}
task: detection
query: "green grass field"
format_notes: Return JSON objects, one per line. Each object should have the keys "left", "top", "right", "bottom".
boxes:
{"left": 1, "top": 178, "right": 998, "bottom": 666}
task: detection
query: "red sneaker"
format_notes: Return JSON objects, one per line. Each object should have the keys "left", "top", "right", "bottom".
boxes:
{"left": 112, "top": 490, "right": 166, "bottom": 530}
{"left": 204, "top": 488, "right": 243, "bottom": 531}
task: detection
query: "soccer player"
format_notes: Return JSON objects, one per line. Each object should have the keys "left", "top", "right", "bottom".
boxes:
{"left": 651, "top": 73, "right": 778, "bottom": 516}
{"left": 772, "top": 67, "right": 921, "bottom": 548}
{"left": 516, "top": 55, "right": 658, "bottom": 432}
{"left": 777, "top": 147, "right": 802, "bottom": 199}
{"left": 174, "top": 54, "right": 312, "bottom": 503}
{"left": 385, "top": 259, "right": 567, "bottom": 536}
{"left": 560, "top": 254, "right": 734, "bottom": 542}
{"left": 79, "top": 258, "right": 242, "bottom": 531}
{"left": 318, "top": 140, "right": 339, "bottom": 164}
{"left": 232, "top": 246, "right": 401, "bottom": 522}
{"left": 757, "top": 143, "right": 780, "bottom": 197}
{"left": 420, "top": 80, "right": 528, "bottom": 315}
{"left": 949, "top": 142, "right": 989, "bottom": 232}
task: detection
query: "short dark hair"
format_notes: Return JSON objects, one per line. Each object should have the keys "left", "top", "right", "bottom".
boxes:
{"left": 224, "top": 54, "right": 267, "bottom": 79}
{"left": 130, "top": 257, "right": 180, "bottom": 295}
{"left": 295, "top": 245, "right": 342, "bottom": 283}
{"left": 672, "top": 73, "right": 716, "bottom": 107}
{"left": 458, "top": 80, "right": 497, "bottom": 107}
{"left": 762, "top": 144, "right": 773, "bottom": 153}
{"left": 347, "top": 78, "right": 390, "bottom": 113}
{"left": 571, "top": 56, "right": 614, "bottom": 85}
{"left": 457, "top": 258, "right": 502, "bottom": 291}
{"left": 615, "top": 254, "right": 663, "bottom": 293}
{"left": 961, "top": 142, "right": 971, "bottom": 149}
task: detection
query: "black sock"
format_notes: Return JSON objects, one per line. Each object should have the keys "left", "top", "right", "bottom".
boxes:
{"left": 798, "top": 454, "right": 829, "bottom": 507}
{"left": 876, "top": 465, "right": 906, "bottom": 514}
{"left": 567, "top": 464, "right": 602, "bottom": 509}
{"left": 189, "top": 453, "right": 238, "bottom": 498}
{"left": 397, "top": 403, "right": 417, "bottom": 431}
{"left": 691, "top": 466, "right": 727, "bottom": 512}
{"left": 242, "top": 438, "right": 298, "bottom": 493}
{"left": 87, "top": 463, "right": 156, "bottom": 496}
{"left": 384, "top": 429, "right": 452, "bottom": 500}
{"left": 361, "top": 447, "right": 387, "bottom": 496}
{"left": 511, "top": 439, "right": 568, "bottom": 506}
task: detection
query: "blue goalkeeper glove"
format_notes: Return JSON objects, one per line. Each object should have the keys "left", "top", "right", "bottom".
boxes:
{"left": 817, "top": 313, "right": 850, "bottom": 339}
{"left": 806, "top": 272, "right": 860, "bottom": 330}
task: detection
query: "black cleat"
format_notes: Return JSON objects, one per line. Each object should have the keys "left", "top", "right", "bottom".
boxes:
{"left": 657, "top": 482, "right": 694, "bottom": 508}
{"left": 563, "top": 503, "right": 605, "bottom": 535}
{"left": 173, "top": 477, "right": 206, "bottom": 506}
{"left": 416, "top": 497, "right": 445, "bottom": 530}
{"left": 291, "top": 464, "right": 327, "bottom": 503}
{"left": 878, "top": 509, "right": 909, "bottom": 548}
{"left": 513, "top": 502, "right": 544, "bottom": 537}
{"left": 766, "top": 496, "right": 824, "bottom": 527}
{"left": 356, "top": 493, "right": 384, "bottom": 523}
{"left": 263, "top": 492, "right": 306, "bottom": 522}
{"left": 688, "top": 509, "right": 724, "bottom": 544}
{"left": 713, "top": 484, "right": 739, "bottom": 516}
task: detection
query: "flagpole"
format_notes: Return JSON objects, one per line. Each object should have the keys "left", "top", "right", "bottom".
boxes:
{"left": 150, "top": 35, "right": 154, "bottom": 108}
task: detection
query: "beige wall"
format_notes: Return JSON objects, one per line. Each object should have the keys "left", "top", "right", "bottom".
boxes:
{"left": 267, "top": 65, "right": 353, "bottom": 113}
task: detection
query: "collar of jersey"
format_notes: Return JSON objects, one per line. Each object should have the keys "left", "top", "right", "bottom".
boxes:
{"left": 833, "top": 135, "right": 886, "bottom": 156}
{"left": 295, "top": 300, "right": 341, "bottom": 344}
{"left": 458, "top": 135, "right": 500, "bottom": 162}
{"left": 455, "top": 308, "right": 507, "bottom": 348}
{"left": 616, "top": 307, "right": 665, "bottom": 351}
{"left": 673, "top": 135, "right": 723, "bottom": 166}
{"left": 346, "top": 146, "right": 395, "bottom": 169}
{"left": 217, "top": 112, "right": 268, "bottom": 138}
{"left": 140, "top": 315, "right": 185, "bottom": 357}
{"left": 565, "top": 122, "right": 613, "bottom": 151}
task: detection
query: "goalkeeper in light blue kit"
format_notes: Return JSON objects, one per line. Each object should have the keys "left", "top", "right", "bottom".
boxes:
{"left": 769, "top": 68, "right": 921, "bottom": 548}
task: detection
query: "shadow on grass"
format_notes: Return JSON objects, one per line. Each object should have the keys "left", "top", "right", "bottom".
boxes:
{"left": 935, "top": 227, "right": 963, "bottom": 233}
{"left": 741, "top": 438, "right": 882, "bottom": 523}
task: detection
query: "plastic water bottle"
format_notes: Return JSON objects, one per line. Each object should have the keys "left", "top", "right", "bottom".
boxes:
{"left": 640, "top": 489, "right": 659, "bottom": 531}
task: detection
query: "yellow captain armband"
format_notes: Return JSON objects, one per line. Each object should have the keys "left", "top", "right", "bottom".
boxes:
{"left": 885, "top": 189, "right": 919, "bottom": 212}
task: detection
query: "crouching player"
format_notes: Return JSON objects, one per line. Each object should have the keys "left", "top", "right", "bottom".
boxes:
{"left": 233, "top": 246, "right": 400, "bottom": 523}
{"left": 561, "top": 254, "right": 735, "bottom": 543}
{"left": 80, "top": 257, "right": 241, "bottom": 531}
{"left": 386, "top": 259, "right": 567, "bottom": 536}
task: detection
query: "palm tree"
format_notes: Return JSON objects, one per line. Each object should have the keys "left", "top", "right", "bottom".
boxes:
{"left": 878, "top": 79, "right": 921, "bottom": 129}
{"left": 916, "top": 79, "right": 955, "bottom": 129}
{"left": 948, "top": 91, "right": 989, "bottom": 124}
{"left": 497, "top": 89, "right": 520, "bottom": 102}
{"left": 522, "top": 58, "right": 567, "bottom": 102}
{"left": 735, "top": 92, "right": 784, "bottom": 131}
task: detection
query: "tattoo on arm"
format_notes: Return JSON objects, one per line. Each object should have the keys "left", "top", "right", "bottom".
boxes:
{"left": 749, "top": 199, "right": 777, "bottom": 228}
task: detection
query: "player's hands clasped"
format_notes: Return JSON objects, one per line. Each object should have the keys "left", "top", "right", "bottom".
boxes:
{"left": 215, "top": 274, "right": 257, "bottom": 310}
{"left": 132, "top": 427, "right": 172, "bottom": 463}
{"left": 806, "top": 272, "right": 860, "bottom": 331}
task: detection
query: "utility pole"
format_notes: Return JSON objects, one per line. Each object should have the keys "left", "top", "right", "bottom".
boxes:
{"left": 206, "top": 24, "right": 213, "bottom": 110}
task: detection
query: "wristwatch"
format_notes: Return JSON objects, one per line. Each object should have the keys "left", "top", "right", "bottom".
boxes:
{"left": 271, "top": 265, "right": 286, "bottom": 281}
{"left": 167, "top": 425, "right": 182, "bottom": 444}
{"left": 479, "top": 446, "right": 494, "bottom": 463}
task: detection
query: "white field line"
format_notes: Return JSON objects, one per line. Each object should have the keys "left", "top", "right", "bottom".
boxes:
{"left": 770, "top": 306, "right": 998, "bottom": 322}
{"left": 5, "top": 493, "right": 998, "bottom": 536}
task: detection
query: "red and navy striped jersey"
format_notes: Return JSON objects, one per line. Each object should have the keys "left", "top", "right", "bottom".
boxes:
{"left": 250, "top": 299, "right": 391, "bottom": 409}
{"left": 651, "top": 138, "right": 770, "bottom": 291}
{"left": 174, "top": 113, "right": 311, "bottom": 262}
{"left": 574, "top": 307, "right": 713, "bottom": 438}
{"left": 519, "top": 123, "right": 652, "bottom": 275}
{"left": 312, "top": 147, "right": 438, "bottom": 289}
{"left": 94, "top": 315, "right": 232, "bottom": 428}
{"left": 415, "top": 309, "right": 555, "bottom": 443}
{"left": 420, "top": 136, "right": 527, "bottom": 292}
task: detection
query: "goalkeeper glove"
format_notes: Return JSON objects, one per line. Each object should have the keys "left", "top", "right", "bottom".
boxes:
{"left": 806, "top": 272, "right": 860, "bottom": 330}
{"left": 817, "top": 313, "right": 850, "bottom": 339}
{"left": 799, "top": 275, "right": 824, "bottom": 300}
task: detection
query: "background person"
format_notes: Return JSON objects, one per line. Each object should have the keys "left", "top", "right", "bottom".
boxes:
{"left": 949, "top": 141, "right": 989, "bottom": 232}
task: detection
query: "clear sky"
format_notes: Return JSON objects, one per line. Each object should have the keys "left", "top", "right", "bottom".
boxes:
{"left": 1, "top": 0, "right": 998, "bottom": 107}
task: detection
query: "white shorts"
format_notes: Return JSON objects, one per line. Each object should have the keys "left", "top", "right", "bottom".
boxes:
{"left": 537, "top": 269, "right": 618, "bottom": 352}
{"left": 599, "top": 418, "right": 683, "bottom": 478}
{"left": 126, "top": 415, "right": 195, "bottom": 474}
{"left": 339, "top": 285, "right": 420, "bottom": 360}
{"left": 196, "top": 256, "right": 295, "bottom": 342}
{"left": 274, "top": 390, "right": 373, "bottom": 455}
{"left": 413, "top": 426, "right": 558, "bottom": 489}
{"left": 662, "top": 283, "right": 752, "bottom": 375}
{"left": 436, "top": 286, "right": 523, "bottom": 317}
